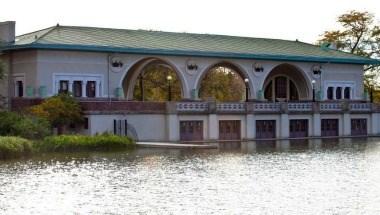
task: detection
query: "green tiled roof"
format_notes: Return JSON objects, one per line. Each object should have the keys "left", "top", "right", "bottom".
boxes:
{"left": 1, "top": 25, "right": 379, "bottom": 64}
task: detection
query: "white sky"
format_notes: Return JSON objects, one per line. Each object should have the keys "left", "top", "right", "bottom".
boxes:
{"left": 1, "top": 0, "right": 379, "bottom": 43}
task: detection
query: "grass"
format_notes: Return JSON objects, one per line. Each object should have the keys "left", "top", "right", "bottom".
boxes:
{"left": 0, "top": 136, "right": 33, "bottom": 160}
{"left": 36, "top": 134, "right": 135, "bottom": 152}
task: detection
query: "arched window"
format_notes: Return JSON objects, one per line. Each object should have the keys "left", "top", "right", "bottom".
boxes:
{"left": 344, "top": 87, "right": 350, "bottom": 99}
{"left": 264, "top": 76, "right": 299, "bottom": 101}
{"left": 327, "top": 87, "right": 333, "bottom": 100}
{"left": 336, "top": 87, "right": 342, "bottom": 99}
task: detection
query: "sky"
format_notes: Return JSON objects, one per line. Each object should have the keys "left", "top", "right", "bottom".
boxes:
{"left": 1, "top": 0, "right": 379, "bottom": 44}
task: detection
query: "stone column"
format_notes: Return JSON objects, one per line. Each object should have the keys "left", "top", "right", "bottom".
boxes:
{"left": 280, "top": 103, "right": 289, "bottom": 138}
{"left": 246, "top": 114, "right": 255, "bottom": 139}
{"left": 343, "top": 113, "right": 351, "bottom": 136}
{"left": 82, "top": 81, "right": 87, "bottom": 98}
{"left": 312, "top": 102, "right": 321, "bottom": 137}
{"left": 208, "top": 114, "right": 218, "bottom": 141}
{"left": 371, "top": 113, "right": 380, "bottom": 135}
{"left": 166, "top": 102, "right": 179, "bottom": 142}
{"left": 68, "top": 81, "right": 73, "bottom": 94}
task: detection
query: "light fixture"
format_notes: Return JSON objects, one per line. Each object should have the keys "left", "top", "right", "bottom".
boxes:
{"left": 312, "top": 65, "right": 322, "bottom": 75}
{"left": 312, "top": 79, "right": 316, "bottom": 102}
{"left": 187, "top": 63, "right": 198, "bottom": 70}
{"left": 254, "top": 63, "right": 264, "bottom": 72}
{"left": 167, "top": 75, "right": 173, "bottom": 81}
{"left": 244, "top": 78, "right": 249, "bottom": 102}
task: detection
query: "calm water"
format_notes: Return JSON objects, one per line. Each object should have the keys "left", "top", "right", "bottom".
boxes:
{"left": 1, "top": 138, "right": 380, "bottom": 215}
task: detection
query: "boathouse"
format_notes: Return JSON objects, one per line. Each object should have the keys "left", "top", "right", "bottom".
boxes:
{"left": 1, "top": 21, "right": 380, "bottom": 142}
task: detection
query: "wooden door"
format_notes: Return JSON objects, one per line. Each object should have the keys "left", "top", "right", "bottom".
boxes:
{"left": 180, "top": 121, "right": 203, "bottom": 141}
{"left": 289, "top": 119, "right": 308, "bottom": 138}
{"left": 256, "top": 120, "right": 276, "bottom": 139}
{"left": 219, "top": 120, "right": 241, "bottom": 140}
{"left": 351, "top": 119, "right": 367, "bottom": 136}
{"left": 321, "top": 119, "right": 339, "bottom": 137}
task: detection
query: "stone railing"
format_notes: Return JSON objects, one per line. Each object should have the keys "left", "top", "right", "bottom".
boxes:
{"left": 287, "top": 102, "right": 313, "bottom": 112}
{"left": 176, "top": 102, "right": 208, "bottom": 112}
{"left": 349, "top": 103, "right": 372, "bottom": 112}
{"left": 10, "top": 98, "right": 380, "bottom": 114}
{"left": 216, "top": 103, "right": 246, "bottom": 112}
{"left": 252, "top": 103, "right": 281, "bottom": 112}
{"left": 320, "top": 102, "right": 343, "bottom": 112}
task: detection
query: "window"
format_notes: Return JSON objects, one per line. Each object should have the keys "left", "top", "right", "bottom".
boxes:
{"left": 264, "top": 81, "right": 273, "bottom": 101}
{"left": 84, "top": 117, "right": 89, "bottom": 130}
{"left": 59, "top": 80, "right": 69, "bottom": 94}
{"left": 73, "top": 81, "right": 82, "bottom": 97}
{"left": 327, "top": 87, "right": 333, "bottom": 100}
{"left": 344, "top": 87, "right": 350, "bottom": 99}
{"left": 86, "top": 81, "right": 96, "bottom": 98}
{"left": 336, "top": 87, "right": 342, "bottom": 99}
{"left": 16, "top": 80, "right": 23, "bottom": 97}
{"left": 275, "top": 77, "right": 287, "bottom": 98}
{"left": 54, "top": 74, "right": 102, "bottom": 97}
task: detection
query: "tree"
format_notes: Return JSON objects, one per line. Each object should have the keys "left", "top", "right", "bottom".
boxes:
{"left": 0, "top": 60, "right": 4, "bottom": 80}
{"left": 199, "top": 66, "right": 245, "bottom": 102}
{"left": 318, "top": 11, "right": 380, "bottom": 99}
{"left": 29, "top": 93, "right": 83, "bottom": 133}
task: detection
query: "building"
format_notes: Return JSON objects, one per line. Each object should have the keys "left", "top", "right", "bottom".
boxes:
{"left": 1, "top": 21, "right": 380, "bottom": 142}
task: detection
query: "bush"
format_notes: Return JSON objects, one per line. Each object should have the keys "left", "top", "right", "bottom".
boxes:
{"left": 37, "top": 134, "right": 135, "bottom": 152}
{"left": 0, "top": 136, "right": 33, "bottom": 160}
{"left": 0, "top": 111, "right": 51, "bottom": 139}
{"left": 29, "top": 93, "right": 83, "bottom": 131}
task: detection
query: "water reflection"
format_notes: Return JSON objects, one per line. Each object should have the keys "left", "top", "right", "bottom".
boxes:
{"left": 1, "top": 138, "right": 380, "bottom": 214}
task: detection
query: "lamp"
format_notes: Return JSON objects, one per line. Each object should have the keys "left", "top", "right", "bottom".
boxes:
{"left": 312, "top": 65, "right": 322, "bottom": 75}
{"left": 167, "top": 75, "right": 173, "bottom": 101}
{"left": 187, "top": 63, "right": 198, "bottom": 70}
{"left": 244, "top": 78, "right": 249, "bottom": 102}
{"left": 254, "top": 63, "right": 264, "bottom": 72}
{"left": 312, "top": 79, "right": 316, "bottom": 102}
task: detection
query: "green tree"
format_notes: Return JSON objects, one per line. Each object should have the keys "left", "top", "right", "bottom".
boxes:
{"left": 0, "top": 60, "right": 4, "bottom": 80}
{"left": 133, "top": 63, "right": 182, "bottom": 101}
{"left": 199, "top": 66, "right": 245, "bottom": 102}
{"left": 29, "top": 93, "right": 83, "bottom": 133}
{"left": 318, "top": 10, "right": 380, "bottom": 97}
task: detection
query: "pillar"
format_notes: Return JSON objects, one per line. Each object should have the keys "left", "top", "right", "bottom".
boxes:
{"left": 167, "top": 114, "right": 179, "bottom": 142}
{"left": 280, "top": 113, "right": 289, "bottom": 138}
{"left": 343, "top": 113, "right": 351, "bottom": 136}
{"left": 371, "top": 113, "right": 380, "bottom": 135}
{"left": 208, "top": 114, "right": 218, "bottom": 140}
{"left": 312, "top": 113, "right": 321, "bottom": 136}
{"left": 246, "top": 114, "right": 255, "bottom": 139}
{"left": 82, "top": 81, "right": 87, "bottom": 97}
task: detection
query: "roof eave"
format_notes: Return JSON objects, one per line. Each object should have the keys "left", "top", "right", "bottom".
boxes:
{"left": 2, "top": 43, "right": 379, "bottom": 65}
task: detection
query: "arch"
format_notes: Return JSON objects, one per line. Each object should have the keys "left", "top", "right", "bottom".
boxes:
{"left": 194, "top": 61, "right": 255, "bottom": 100}
{"left": 262, "top": 63, "right": 311, "bottom": 101}
{"left": 120, "top": 57, "right": 189, "bottom": 100}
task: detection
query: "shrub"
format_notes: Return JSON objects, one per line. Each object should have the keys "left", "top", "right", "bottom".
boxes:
{"left": 37, "top": 134, "right": 135, "bottom": 152}
{"left": 0, "top": 111, "right": 51, "bottom": 139}
{"left": 0, "top": 136, "right": 33, "bottom": 160}
{"left": 29, "top": 93, "right": 83, "bottom": 131}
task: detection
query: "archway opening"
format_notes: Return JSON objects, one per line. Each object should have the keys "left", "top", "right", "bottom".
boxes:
{"left": 123, "top": 59, "right": 182, "bottom": 101}
{"left": 263, "top": 64, "right": 309, "bottom": 102}
{"left": 198, "top": 63, "right": 248, "bottom": 102}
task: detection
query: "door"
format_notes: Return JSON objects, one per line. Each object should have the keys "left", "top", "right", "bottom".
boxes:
{"left": 289, "top": 119, "right": 308, "bottom": 138}
{"left": 180, "top": 121, "right": 203, "bottom": 141}
{"left": 256, "top": 120, "right": 276, "bottom": 139}
{"left": 351, "top": 119, "right": 367, "bottom": 136}
{"left": 321, "top": 119, "right": 339, "bottom": 137}
{"left": 219, "top": 120, "right": 241, "bottom": 140}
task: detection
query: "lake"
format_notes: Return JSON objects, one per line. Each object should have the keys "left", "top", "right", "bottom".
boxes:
{"left": 1, "top": 138, "right": 380, "bottom": 214}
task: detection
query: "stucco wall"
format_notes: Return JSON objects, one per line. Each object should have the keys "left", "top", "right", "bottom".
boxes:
{"left": 7, "top": 50, "right": 365, "bottom": 101}
{"left": 87, "top": 114, "right": 166, "bottom": 141}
